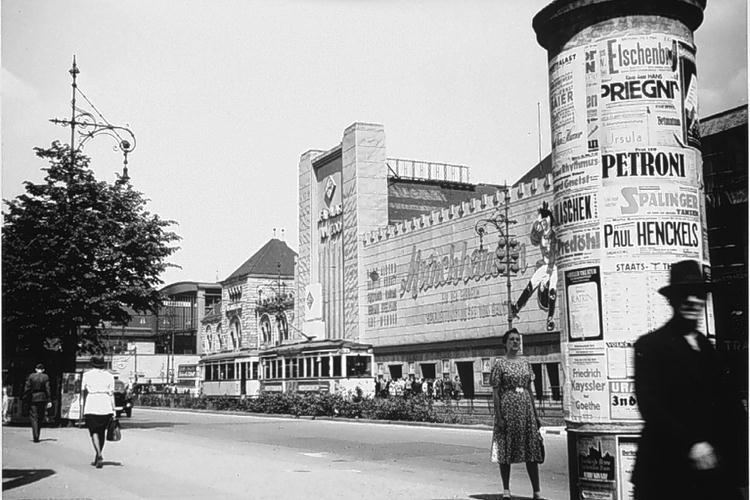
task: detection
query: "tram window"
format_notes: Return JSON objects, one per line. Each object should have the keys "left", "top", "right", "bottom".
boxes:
{"left": 227, "top": 363, "right": 235, "bottom": 380}
{"left": 264, "top": 362, "right": 270, "bottom": 379}
{"left": 219, "top": 364, "right": 226, "bottom": 380}
{"left": 252, "top": 362, "right": 259, "bottom": 380}
{"left": 321, "top": 356, "right": 330, "bottom": 377}
{"left": 333, "top": 356, "right": 341, "bottom": 377}
{"left": 292, "top": 358, "right": 299, "bottom": 378}
{"left": 276, "top": 360, "right": 282, "bottom": 378}
{"left": 346, "top": 355, "right": 371, "bottom": 377}
{"left": 313, "top": 358, "right": 319, "bottom": 377}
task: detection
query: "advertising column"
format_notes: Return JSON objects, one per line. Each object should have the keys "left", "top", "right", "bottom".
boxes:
{"left": 533, "top": 2, "right": 708, "bottom": 499}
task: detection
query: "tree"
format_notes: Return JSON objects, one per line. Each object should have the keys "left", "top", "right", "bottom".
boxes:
{"left": 2, "top": 142, "right": 180, "bottom": 372}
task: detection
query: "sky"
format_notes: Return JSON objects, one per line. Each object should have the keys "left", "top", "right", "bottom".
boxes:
{"left": 3, "top": 0, "right": 747, "bottom": 286}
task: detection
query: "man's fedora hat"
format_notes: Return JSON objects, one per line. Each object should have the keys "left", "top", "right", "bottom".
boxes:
{"left": 90, "top": 355, "right": 107, "bottom": 369}
{"left": 658, "top": 259, "right": 713, "bottom": 296}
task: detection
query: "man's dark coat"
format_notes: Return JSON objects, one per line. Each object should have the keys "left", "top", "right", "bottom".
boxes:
{"left": 633, "top": 318, "right": 745, "bottom": 500}
{"left": 23, "top": 371, "right": 51, "bottom": 403}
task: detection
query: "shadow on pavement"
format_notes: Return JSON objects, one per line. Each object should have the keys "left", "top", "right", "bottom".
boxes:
{"left": 100, "top": 461, "right": 123, "bottom": 467}
{"left": 2, "top": 468, "right": 55, "bottom": 491}
{"left": 118, "top": 421, "right": 187, "bottom": 430}
{"left": 469, "top": 495, "right": 536, "bottom": 500}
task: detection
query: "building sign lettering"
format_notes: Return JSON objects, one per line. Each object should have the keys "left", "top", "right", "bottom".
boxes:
{"left": 400, "top": 241, "right": 522, "bottom": 300}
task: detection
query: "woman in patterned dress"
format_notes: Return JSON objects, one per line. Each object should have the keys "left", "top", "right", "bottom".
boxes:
{"left": 491, "top": 328, "right": 544, "bottom": 500}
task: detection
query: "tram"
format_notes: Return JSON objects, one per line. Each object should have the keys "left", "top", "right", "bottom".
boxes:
{"left": 201, "top": 339, "right": 375, "bottom": 398}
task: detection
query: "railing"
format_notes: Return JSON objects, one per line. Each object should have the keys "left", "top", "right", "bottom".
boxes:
{"left": 387, "top": 158, "right": 470, "bottom": 184}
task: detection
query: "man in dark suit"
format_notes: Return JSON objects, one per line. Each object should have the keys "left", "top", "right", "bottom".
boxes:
{"left": 23, "top": 363, "right": 52, "bottom": 443}
{"left": 633, "top": 260, "right": 746, "bottom": 500}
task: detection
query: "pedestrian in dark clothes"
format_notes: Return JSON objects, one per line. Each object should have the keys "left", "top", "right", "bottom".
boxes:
{"left": 633, "top": 260, "right": 747, "bottom": 500}
{"left": 23, "top": 363, "right": 52, "bottom": 443}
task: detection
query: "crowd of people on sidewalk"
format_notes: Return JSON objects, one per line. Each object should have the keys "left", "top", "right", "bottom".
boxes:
{"left": 374, "top": 375, "right": 463, "bottom": 400}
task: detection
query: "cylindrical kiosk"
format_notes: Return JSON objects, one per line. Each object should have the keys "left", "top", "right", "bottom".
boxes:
{"left": 533, "top": 1, "right": 710, "bottom": 499}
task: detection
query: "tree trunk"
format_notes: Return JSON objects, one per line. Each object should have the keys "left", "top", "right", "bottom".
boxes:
{"left": 61, "top": 326, "right": 78, "bottom": 373}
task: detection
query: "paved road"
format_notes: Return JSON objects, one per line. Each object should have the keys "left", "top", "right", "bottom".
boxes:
{"left": 3, "top": 408, "right": 570, "bottom": 499}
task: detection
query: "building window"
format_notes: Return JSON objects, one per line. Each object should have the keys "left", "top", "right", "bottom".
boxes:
{"left": 228, "top": 285, "right": 242, "bottom": 302}
{"left": 276, "top": 314, "right": 289, "bottom": 342}
{"left": 230, "top": 318, "right": 242, "bottom": 350}
{"left": 205, "top": 326, "right": 212, "bottom": 352}
{"left": 546, "top": 362, "right": 561, "bottom": 401}
{"left": 481, "top": 358, "right": 491, "bottom": 386}
{"left": 346, "top": 355, "right": 370, "bottom": 377}
{"left": 260, "top": 314, "right": 272, "bottom": 344}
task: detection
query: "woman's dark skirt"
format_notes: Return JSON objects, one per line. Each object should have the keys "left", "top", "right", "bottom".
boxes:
{"left": 84, "top": 414, "right": 112, "bottom": 435}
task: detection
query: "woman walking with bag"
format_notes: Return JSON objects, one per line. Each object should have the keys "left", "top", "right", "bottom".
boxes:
{"left": 82, "top": 355, "right": 115, "bottom": 469}
{"left": 491, "top": 328, "right": 545, "bottom": 500}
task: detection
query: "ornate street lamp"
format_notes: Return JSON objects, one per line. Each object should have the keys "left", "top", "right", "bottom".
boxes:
{"left": 475, "top": 186, "right": 519, "bottom": 330}
{"left": 49, "top": 56, "right": 136, "bottom": 181}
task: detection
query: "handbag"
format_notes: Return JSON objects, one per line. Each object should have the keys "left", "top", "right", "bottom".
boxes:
{"left": 537, "top": 430, "right": 546, "bottom": 464}
{"left": 106, "top": 417, "right": 121, "bottom": 442}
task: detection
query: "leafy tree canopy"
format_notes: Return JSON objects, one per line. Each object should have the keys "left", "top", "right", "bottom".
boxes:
{"left": 2, "top": 142, "right": 180, "bottom": 364}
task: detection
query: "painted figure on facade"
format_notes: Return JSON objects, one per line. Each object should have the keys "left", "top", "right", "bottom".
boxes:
{"left": 511, "top": 202, "right": 557, "bottom": 331}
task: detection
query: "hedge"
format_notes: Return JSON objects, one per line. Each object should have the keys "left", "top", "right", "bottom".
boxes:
{"left": 135, "top": 392, "right": 466, "bottom": 424}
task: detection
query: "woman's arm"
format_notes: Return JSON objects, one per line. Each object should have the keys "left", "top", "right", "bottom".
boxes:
{"left": 491, "top": 362, "right": 504, "bottom": 430}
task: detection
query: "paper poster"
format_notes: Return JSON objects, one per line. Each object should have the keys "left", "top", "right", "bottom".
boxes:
{"left": 567, "top": 344, "right": 609, "bottom": 422}
{"left": 618, "top": 437, "right": 639, "bottom": 500}
{"left": 566, "top": 266, "right": 604, "bottom": 341}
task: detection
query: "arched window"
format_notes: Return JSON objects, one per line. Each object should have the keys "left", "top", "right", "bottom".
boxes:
{"left": 276, "top": 314, "right": 289, "bottom": 342}
{"left": 205, "top": 326, "right": 213, "bottom": 352}
{"left": 230, "top": 318, "right": 242, "bottom": 350}
{"left": 217, "top": 325, "right": 225, "bottom": 351}
{"left": 259, "top": 314, "right": 272, "bottom": 344}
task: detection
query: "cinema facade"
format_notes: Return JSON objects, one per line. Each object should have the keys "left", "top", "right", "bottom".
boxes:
{"left": 295, "top": 122, "right": 563, "bottom": 401}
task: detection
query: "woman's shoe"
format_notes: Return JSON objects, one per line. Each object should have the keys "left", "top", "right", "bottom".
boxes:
{"left": 95, "top": 456, "right": 103, "bottom": 469}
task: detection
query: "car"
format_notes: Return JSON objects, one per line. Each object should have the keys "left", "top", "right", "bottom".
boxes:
{"left": 114, "top": 380, "right": 133, "bottom": 418}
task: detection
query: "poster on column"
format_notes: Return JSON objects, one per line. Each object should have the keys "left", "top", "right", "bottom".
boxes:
{"left": 567, "top": 343, "right": 609, "bottom": 422}
{"left": 550, "top": 45, "right": 588, "bottom": 155}
{"left": 678, "top": 40, "right": 700, "bottom": 148}
{"left": 599, "top": 34, "right": 684, "bottom": 150}
{"left": 601, "top": 260, "right": 673, "bottom": 343}
{"left": 565, "top": 266, "right": 603, "bottom": 342}
{"left": 576, "top": 434, "right": 618, "bottom": 500}
{"left": 609, "top": 379, "right": 640, "bottom": 420}
{"left": 618, "top": 437, "right": 639, "bottom": 500}
{"left": 550, "top": 45, "right": 599, "bottom": 194}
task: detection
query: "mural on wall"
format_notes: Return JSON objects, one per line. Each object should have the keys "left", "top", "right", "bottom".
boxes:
{"left": 360, "top": 191, "right": 561, "bottom": 347}
{"left": 511, "top": 202, "right": 558, "bottom": 331}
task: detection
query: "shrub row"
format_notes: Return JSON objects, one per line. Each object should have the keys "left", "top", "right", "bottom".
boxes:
{"left": 135, "top": 392, "right": 467, "bottom": 424}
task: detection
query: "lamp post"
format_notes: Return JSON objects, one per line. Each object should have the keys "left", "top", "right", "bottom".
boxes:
{"left": 475, "top": 186, "right": 519, "bottom": 330}
{"left": 49, "top": 56, "right": 136, "bottom": 181}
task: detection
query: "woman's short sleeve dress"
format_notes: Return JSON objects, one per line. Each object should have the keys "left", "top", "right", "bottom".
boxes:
{"left": 490, "top": 357, "right": 544, "bottom": 464}
{"left": 82, "top": 369, "right": 115, "bottom": 416}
